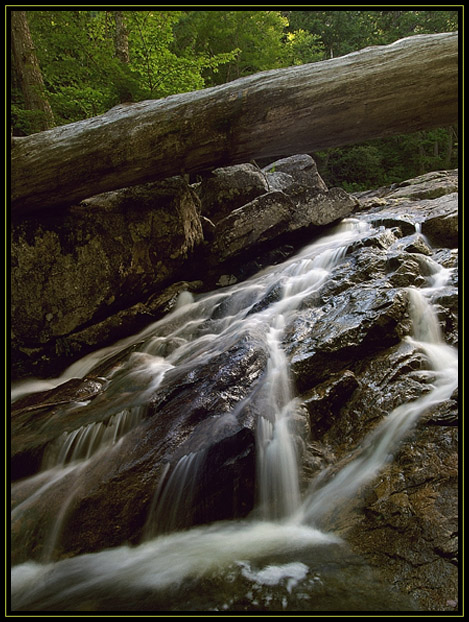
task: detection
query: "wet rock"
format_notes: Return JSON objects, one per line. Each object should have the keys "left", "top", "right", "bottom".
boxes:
{"left": 205, "top": 155, "right": 356, "bottom": 272}
{"left": 263, "top": 155, "right": 356, "bottom": 228}
{"left": 398, "top": 234, "right": 433, "bottom": 256}
{"left": 422, "top": 388, "right": 458, "bottom": 426}
{"left": 302, "top": 371, "right": 360, "bottom": 438}
{"left": 11, "top": 376, "right": 119, "bottom": 481}
{"left": 288, "top": 287, "right": 410, "bottom": 393}
{"left": 428, "top": 285, "right": 459, "bottom": 346}
{"left": 386, "top": 256, "right": 427, "bottom": 287}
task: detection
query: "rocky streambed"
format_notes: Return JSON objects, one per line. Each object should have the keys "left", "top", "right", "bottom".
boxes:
{"left": 10, "top": 159, "right": 458, "bottom": 612}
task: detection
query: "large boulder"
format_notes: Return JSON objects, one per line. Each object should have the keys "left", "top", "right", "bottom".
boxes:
{"left": 196, "top": 163, "right": 269, "bottom": 223}
{"left": 207, "top": 155, "right": 356, "bottom": 270}
{"left": 11, "top": 178, "right": 204, "bottom": 378}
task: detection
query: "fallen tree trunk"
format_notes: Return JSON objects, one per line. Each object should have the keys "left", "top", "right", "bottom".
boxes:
{"left": 11, "top": 32, "right": 458, "bottom": 215}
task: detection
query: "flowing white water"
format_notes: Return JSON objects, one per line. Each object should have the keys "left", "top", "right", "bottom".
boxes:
{"left": 144, "top": 450, "right": 208, "bottom": 536}
{"left": 256, "top": 319, "right": 301, "bottom": 519}
{"left": 10, "top": 217, "right": 458, "bottom": 611}
{"left": 295, "top": 262, "right": 457, "bottom": 526}
{"left": 11, "top": 520, "right": 340, "bottom": 611}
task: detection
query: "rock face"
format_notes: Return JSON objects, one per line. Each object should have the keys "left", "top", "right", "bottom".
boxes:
{"left": 10, "top": 166, "right": 458, "bottom": 612}
{"left": 196, "top": 163, "right": 269, "bottom": 224}
{"left": 202, "top": 154, "right": 357, "bottom": 284}
{"left": 11, "top": 178, "right": 204, "bottom": 377}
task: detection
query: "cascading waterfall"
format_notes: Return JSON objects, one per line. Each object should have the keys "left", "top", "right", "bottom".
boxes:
{"left": 10, "top": 217, "right": 458, "bottom": 612}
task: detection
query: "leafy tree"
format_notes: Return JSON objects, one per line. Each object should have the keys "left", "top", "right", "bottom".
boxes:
{"left": 172, "top": 10, "right": 323, "bottom": 85}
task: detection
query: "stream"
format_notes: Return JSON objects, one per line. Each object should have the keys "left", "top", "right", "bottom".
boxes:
{"left": 10, "top": 217, "right": 458, "bottom": 612}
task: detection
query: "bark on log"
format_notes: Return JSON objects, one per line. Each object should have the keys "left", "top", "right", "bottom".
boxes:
{"left": 11, "top": 32, "right": 458, "bottom": 216}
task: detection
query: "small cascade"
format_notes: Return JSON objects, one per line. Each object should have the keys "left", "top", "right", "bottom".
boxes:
{"left": 256, "top": 320, "right": 301, "bottom": 520}
{"left": 144, "top": 450, "right": 207, "bottom": 537}
{"left": 41, "top": 408, "right": 142, "bottom": 470}
{"left": 40, "top": 461, "right": 89, "bottom": 562}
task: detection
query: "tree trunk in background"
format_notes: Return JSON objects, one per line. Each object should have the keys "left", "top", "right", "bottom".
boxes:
{"left": 11, "top": 32, "right": 458, "bottom": 215}
{"left": 11, "top": 11, "right": 55, "bottom": 133}
{"left": 445, "top": 126, "right": 456, "bottom": 168}
{"left": 114, "top": 11, "right": 130, "bottom": 64}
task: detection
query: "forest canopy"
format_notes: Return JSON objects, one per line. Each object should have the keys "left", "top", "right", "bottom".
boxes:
{"left": 10, "top": 9, "right": 459, "bottom": 190}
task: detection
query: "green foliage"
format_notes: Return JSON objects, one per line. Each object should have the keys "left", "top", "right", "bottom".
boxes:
{"left": 314, "top": 128, "right": 458, "bottom": 192}
{"left": 124, "top": 11, "right": 237, "bottom": 98}
{"left": 172, "top": 10, "right": 318, "bottom": 85}
{"left": 286, "top": 9, "right": 459, "bottom": 58}
{"left": 11, "top": 10, "right": 239, "bottom": 128}
{"left": 283, "top": 29, "right": 324, "bottom": 65}
{"left": 11, "top": 101, "right": 51, "bottom": 136}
